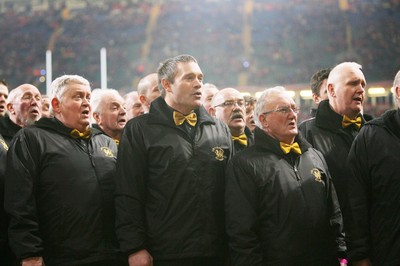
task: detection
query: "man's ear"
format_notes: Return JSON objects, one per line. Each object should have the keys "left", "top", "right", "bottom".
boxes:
{"left": 161, "top": 78, "right": 172, "bottom": 93}
{"left": 51, "top": 98, "right": 61, "bottom": 114}
{"left": 139, "top": 95, "right": 148, "bottom": 105}
{"left": 395, "top": 86, "right": 400, "bottom": 100}
{"left": 327, "top": 83, "right": 335, "bottom": 98}
{"left": 312, "top": 93, "right": 320, "bottom": 104}
{"left": 93, "top": 112, "right": 101, "bottom": 124}
{"left": 258, "top": 113, "right": 268, "bottom": 128}
{"left": 6, "top": 102, "right": 14, "bottom": 115}
{"left": 208, "top": 107, "right": 216, "bottom": 117}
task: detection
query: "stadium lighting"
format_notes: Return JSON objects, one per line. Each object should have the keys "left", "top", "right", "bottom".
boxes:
{"left": 286, "top": 90, "right": 296, "bottom": 98}
{"left": 300, "top": 90, "right": 313, "bottom": 99}
{"left": 368, "top": 87, "right": 387, "bottom": 97}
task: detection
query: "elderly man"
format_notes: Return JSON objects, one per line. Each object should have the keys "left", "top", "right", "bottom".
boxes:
{"left": 124, "top": 91, "right": 144, "bottom": 120}
{"left": 4, "top": 75, "right": 124, "bottom": 266}
{"left": 225, "top": 86, "right": 345, "bottom": 266}
{"left": 91, "top": 88, "right": 127, "bottom": 143}
{"left": 0, "top": 79, "right": 9, "bottom": 117}
{"left": 210, "top": 87, "right": 254, "bottom": 152}
{"left": 115, "top": 54, "right": 233, "bottom": 266}
{"left": 200, "top": 83, "right": 219, "bottom": 113}
{"left": 137, "top": 73, "right": 161, "bottom": 113}
{"left": 299, "top": 62, "right": 366, "bottom": 209}
{"left": 0, "top": 83, "right": 42, "bottom": 145}
{"left": 344, "top": 69, "right": 400, "bottom": 266}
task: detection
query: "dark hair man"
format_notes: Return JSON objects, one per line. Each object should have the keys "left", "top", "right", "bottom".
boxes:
{"left": 115, "top": 54, "right": 233, "bottom": 266}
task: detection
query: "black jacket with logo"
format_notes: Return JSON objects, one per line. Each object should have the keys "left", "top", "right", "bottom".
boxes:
{"left": 4, "top": 117, "right": 123, "bottom": 265}
{"left": 115, "top": 97, "right": 233, "bottom": 260}
{"left": 345, "top": 109, "right": 400, "bottom": 265}
{"left": 298, "top": 99, "right": 364, "bottom": 209}
{"left": 225, "top": 127, "right": 345, "bottom": 266}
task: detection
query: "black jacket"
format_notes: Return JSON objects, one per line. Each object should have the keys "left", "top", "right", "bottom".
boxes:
{"left": 0, "top": 133, "right": 15, "bottom": 265}
{"left": 0, "top": 116, "right": 21, "bottom": 145}
{"left": 115, "top": 97, "right": 233, "bottom": 260}
{"left": 225, "top": 127, "right": 345, "bottom": 266}
{"left": 345, "top": 109, "right": 400, "bottom": 265}
{"left": 4, "top": 117, "right": 123, "bottom": 266}
{"left": 298, "top": 99, "right": 364, "bottom": 209}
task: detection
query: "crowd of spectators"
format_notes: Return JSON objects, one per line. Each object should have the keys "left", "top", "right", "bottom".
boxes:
{"left": 0, "top": 0, "right": 399, "bottom": 117}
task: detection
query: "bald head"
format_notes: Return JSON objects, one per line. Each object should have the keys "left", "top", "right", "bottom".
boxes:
{"left": 137, "top": 73, "right": 160, "bottom": 112}
{"left": 210, "top": 88, "right": 246, "bottom": 136}
{"left": 124, "top": 91, "right": 144, "bottom": 120}
{"left": 327, "top": 62, "right": 366, "bottom": 119}
{"left": 7, "top": 84, "right": 42, "bottom": 127}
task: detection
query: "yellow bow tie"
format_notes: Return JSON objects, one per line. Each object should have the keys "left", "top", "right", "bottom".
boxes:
{"left": 342, "top": 115, "right": 362, "bottom": 130}
{"left": 173, "top": 111, "right": 197, "bottom": 127}
{"left": 232, "top": 134, "right": 247, "bottom": 146}
{"left": 280, "top": 142, "right": 302, "bottom": 155}
{"left": 70, "top": 129, "right": 91, "bottom": 139}
{"left": 113, "top": 139, "right": 120, "bottom": 145}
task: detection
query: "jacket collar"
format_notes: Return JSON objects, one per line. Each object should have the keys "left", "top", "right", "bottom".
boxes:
{"left": 315, "top": 99, "right": 365, "bottom": 131}
{"left": 369, "top": 108, "right": 400, "bottom": 139}
{"left": 35, "top": 117, "right": 102, "bottom": 138}
{"left": 0, "top": 116, "right": 22, "bottom": 138}
{"left": 147, "top": 97, "right": 215, "bottom": 127}
{"left": 254, "top": 126, "right": 312, "bottom": 156}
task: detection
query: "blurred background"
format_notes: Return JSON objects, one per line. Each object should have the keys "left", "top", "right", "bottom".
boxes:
{"left": 1, "top": 0, "right": 399, "bottom": 118}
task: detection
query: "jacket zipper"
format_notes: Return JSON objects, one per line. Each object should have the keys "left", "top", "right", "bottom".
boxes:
{"left": 293, "top": 164, "right": 301, "bottom": 183}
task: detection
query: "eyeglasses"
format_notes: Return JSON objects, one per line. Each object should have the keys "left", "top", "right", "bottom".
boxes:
{"left": 262, "top": 106, "right": 300, "bottom": 115}
{"left": 213, "top": 100, "right": 245, "bottom": 108}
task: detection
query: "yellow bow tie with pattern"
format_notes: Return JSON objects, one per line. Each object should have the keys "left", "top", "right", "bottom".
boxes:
{"left": 173, "top": 111, "right": 197, "bottom": 127}
{"left": 232, "top": 134, "right": 247, "bottom": 146}
{"left": 342, "top": 115, "right": 362, "bottom": 130}
{"left": 70, "top": 129, "right": 91, "bottom": 139}
{"left": 280, "top": 142, "right": 302, "bottom": 155}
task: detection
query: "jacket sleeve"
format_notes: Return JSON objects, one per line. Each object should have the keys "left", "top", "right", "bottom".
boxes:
{"left": 313, "top": 148, "right": 347, "bottom": 258}
{"left": 225, "top": 157, "right": 262, "bottom": 266}
{"left": 4, "top": 130, "right": 43, "bottom": 260}
{"left": 327, "top": 170, "right": 347, "bottom": 258}
{"left": 344, "top": 128, "right": 371, "bottom": 262}
{"left": 114, "top": 120, "right": 148, "bottom": 255}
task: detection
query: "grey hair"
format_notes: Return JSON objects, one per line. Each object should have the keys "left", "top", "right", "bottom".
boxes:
{"left": 254, "top": 86, "right": 289, "bottom": 128}
{"left": 157, "top": 54, "right": 197, "bottom": 97}
{"left": 90, "top": 88, "right": 122, "bottom": 123}
{"left": 49, "top": 75, "right": 90, "bottom": 113}
{"left": 393, "top": 70, "right": 400, "bottom": 105}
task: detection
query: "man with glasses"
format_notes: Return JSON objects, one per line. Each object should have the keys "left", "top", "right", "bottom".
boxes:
{"left": 299, "top": 62, "right": 366, "bottom": 211}
{"left": 0, "top": 84, "right": 42, "bottom": 145}
{"left": 209, "top": 88, "right": 254, "bottom": 152}
{"left": 225, "top": 86, "right": 345, "bottom": 265}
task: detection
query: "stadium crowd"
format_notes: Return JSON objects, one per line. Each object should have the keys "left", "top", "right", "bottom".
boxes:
{"left": 1, "top": 2, "right": 400, "bottom": 263}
